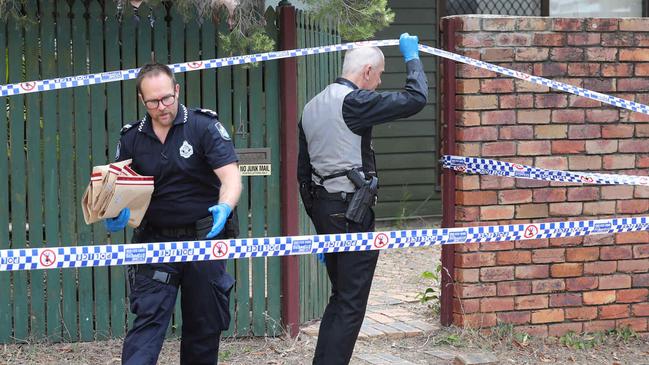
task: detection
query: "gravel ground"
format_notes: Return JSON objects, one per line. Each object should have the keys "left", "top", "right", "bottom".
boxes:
{"left": 3, "top": 322, "right": 649, "bottom": 364}
{"left": 3, "top": 226, "right": 649, "bottom": 364}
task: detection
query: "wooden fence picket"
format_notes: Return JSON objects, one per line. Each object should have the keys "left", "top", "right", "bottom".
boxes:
{"left": 0, "top": 2, "right": 337, "bottom": 342}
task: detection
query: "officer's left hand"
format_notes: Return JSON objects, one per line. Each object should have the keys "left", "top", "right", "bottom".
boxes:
{"left": 399, "top": 32, "right": 420, "bottom": 62}
{"left": 207, "top": 203, "right": 232, "bottom": 239}
{"left": 104, "top": 208, "right": 130, "bottom": 233}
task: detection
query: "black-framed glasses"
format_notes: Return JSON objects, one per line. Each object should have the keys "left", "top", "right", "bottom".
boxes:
{"left": 143, "top": 94, "right": 176, "bottom": 109}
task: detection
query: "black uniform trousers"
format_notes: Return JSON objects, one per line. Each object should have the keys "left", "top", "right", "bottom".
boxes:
{"left": 310, "top": 193, "right": 379, "bottom": 365}
{"left": 121, "top": 225, "right": 234, "bottom": 365}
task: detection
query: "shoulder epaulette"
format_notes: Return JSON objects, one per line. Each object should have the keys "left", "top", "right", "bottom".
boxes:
{"left": 120, "top": 120, "right": 143, "bottom": 135}
{"left": 194, "top": 108, "right": 219, "bottom": 118}
{"left": 120, "top": 123, "right": 133, "bottom": 135}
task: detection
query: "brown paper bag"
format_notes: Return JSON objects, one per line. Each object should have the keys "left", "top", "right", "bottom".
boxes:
{"left": 81, "top": 184, "right": 96, "bottom": 224}
{"left": 81, "top": 159, "right": 154, "bottom": 228}
{"left": 82, "top": 169, "right": 109, "bottom": 224}
{"left": 101, "top": 175, "right": 154, "bottom": 228}
{"left": 94, "top": 159, "right": 132, "bottom": 212}
{"left": 90, "top": 170, "right": 107, "bottom": 207}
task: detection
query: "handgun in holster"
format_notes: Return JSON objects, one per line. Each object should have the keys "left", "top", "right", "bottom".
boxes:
{"left": 345, "top": 169, "right": 378, "bottom": 224}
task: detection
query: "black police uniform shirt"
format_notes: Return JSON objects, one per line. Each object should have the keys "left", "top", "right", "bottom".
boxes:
{"left": 297, "top": 58, "right": 428, "bottom": 191}
{"left": 115, "top": 104, "right": 238, "bottom": 227}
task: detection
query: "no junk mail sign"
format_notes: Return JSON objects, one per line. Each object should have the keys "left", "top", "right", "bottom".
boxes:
{"left": 236, "top": 148, "right": 272, "bottom": 176}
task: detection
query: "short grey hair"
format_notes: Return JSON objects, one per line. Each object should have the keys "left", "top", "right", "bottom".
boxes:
{"left": 341, "top": 46, "right": 384, "bottom": 77}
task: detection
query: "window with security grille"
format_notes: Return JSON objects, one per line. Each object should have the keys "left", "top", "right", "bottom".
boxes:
{"left": 550, "top": 0, "right": 642, "bottom": 17}
{"left": 446, "top": 0, "right": 543, "bottom": 16}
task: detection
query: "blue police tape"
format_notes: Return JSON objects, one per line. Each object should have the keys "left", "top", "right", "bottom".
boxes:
{"left": 1, "top": 215, "right": 648, "bottom": 271}
{"left": 418, "top": 44, "right": 649, "bottom": 116}
{"left": 3, "top": 40, "right": 649, "bottom": 271}
{"left": 0, "top": 40, "right": 398, "bottom": 97}
{"left": 3, "top": 40, "right": 649, "bottom": 116}
{"left": 442, "top": 155, "right": 649, "bottom": 187}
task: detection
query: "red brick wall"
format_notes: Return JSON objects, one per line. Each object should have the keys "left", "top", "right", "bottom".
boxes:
{"left": 449, "top": 16, "right": 649, "bottom": 337}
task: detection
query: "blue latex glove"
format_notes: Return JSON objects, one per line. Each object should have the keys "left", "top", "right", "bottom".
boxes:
{"left": 316, "top": 253, "right": 326, "bottom": 264}
{"left": 399, "top": 32, "right": 419, "bottom": 62}
{"left": 104, "top": 208, "right": 130, "bottom": 232}
{"left": 207, "top": 203, "right": 232, "bottom": 239}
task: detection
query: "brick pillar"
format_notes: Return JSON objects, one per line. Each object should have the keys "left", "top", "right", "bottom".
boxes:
{"left": 450, "top": 15, "right": 649, "bottom": 336}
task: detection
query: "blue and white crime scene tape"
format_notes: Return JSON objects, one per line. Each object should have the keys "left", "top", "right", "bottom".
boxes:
{"left": 442, "top": 155, "right": 649, "bottom": 187}
{"left": 1, "top": 216, "right": 648, "bottom": 272}
{"left": 3, "top": 39, "right": 649, "bottom": 116}
{"left": 2, "top": 39, "right": 649, "bottom": 272}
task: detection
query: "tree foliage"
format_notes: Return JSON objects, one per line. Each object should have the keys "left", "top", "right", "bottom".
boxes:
{"left": 0, "top": 0, "right": 26, "bottom": 23}
{"left": 216, "top": 0, "right": 275, "bottom": 55}
{"left": 0, "top": 0, "right": 394, "bottom": 54}
{"left": 303, "top": 0, "right": 394, "bottom": 41}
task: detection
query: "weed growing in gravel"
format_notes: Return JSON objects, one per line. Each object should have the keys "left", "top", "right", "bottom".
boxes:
{"left": 560, "top": 331, "right": 607, "bottom": 350}
{"left": 610, "top": 325, "right": 638, "bottom": 343}
{"left": 416, "top": 263, "right": 442, "bottom": 314}
{"left": 394, "top": 190, "right": 413, "bottom": 230}
{"left": 559, "top": 326, "right": 638, "bottom": 350}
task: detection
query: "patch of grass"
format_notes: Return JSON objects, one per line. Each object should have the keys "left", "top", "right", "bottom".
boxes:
{"left": 513, "top": 331, "right": 531, "bottom": 347}
{"left": 560, "top": 331, "right": 607, "bottom": 350}
{"left": 491, "top": 323, "right": 514, "bottom": 341}
{"left": 434, "top": 332, "right": 463, "bottom": 346}
{"left": 608, "top": 326, "right": 638, "bottom": 343}
{"left": 219, "top": 349, "right": 232, "bottom": 360}
{"left": 559, "top": 327, "right": 638, "bottom": 350}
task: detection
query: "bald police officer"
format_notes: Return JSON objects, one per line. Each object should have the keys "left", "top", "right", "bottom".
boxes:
{"left": 104, "top": 63, "right": 242, "bottom": 365}
{"left": 298, "top": 33, "right": 428, "bottom": 365}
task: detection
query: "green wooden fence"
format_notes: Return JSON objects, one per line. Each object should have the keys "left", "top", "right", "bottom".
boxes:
{"left": 0, "top": 1, "right": 337, "bottom": 343}
{"left": 296, "top": 10, "right": 339, "bottom": 323}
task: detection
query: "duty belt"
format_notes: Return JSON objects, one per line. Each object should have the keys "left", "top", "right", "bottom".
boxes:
{"left": 313, "top": 186, "right": 355, "bottom": 202}
{"left": 147, "top": 222, "right": 197, "bottom": 238}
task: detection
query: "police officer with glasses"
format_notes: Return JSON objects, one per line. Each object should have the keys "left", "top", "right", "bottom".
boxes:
{"left": 104, "top": 63, "right": 242, "bottom": 365}
{"left": 298, "top": 33, "right": 428, "bottom": 364}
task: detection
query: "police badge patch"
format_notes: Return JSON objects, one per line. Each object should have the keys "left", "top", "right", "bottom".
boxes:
{"left": 179, "top": 140, "right": 194, "bottom": 158}
{"left": 215, "top": 122, "right": 231, "bottom": 141}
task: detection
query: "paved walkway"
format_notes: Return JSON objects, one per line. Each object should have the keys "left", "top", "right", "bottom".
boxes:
{"left": 300, "top": 242, "right": 500, "bottom": 365}
{"left": 300, "top": 244, "right": 442, "bottom": 364}
{"left": 301, "top": 243, "right": 440, "bottom": 340}
{"left": 301, "top": 291, "right": 440, "bottom": 340}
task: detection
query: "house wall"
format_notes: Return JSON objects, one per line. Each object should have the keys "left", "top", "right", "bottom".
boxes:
{"left": 373, "top": 0, "right": 441, "bottom": 220}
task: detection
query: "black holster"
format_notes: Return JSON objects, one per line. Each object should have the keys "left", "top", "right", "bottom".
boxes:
{"left": 345, "top": 169, "right": 378, "bottom": 224}
{"left": 195, "top": 207, "right": 240, "bottom": 239}
{"left": 300, "top": 181, "right": 315, "bottom": 217}
{"left": 224, "top": 209, "right": 240, "bottom": 238}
